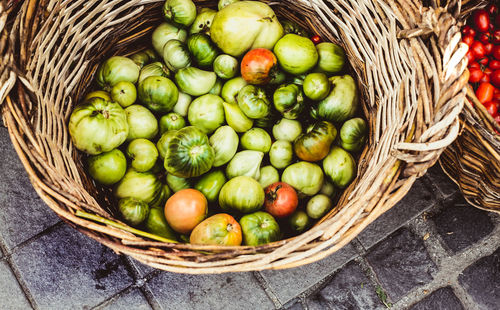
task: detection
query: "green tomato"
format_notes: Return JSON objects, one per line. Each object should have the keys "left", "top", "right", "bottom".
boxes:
{"left": 138, "top": 62, "right": 170, "bottom": 85}
{"left": 138, "top": 76, "right": 179, "bottom": 114}
{"left": 87, "top": 149, "right": 127, "bottom": 185}
{"left": 240, "top": 128, "right": 272, "bottom": 153}
{"left": 114, "top": 169, "right": 163, "bottom": 205}
{"left": 151, "top": 22, "right": 188, "bottom": 55}
{"left": 96, "top": 56, "right": 140, "bottom": 91}
{"left": 190, "top": 8, "right": 216, "bottom": 35}
{"left": 288, "top": 210, "right": 311, "bottom": 233}
{"left": 280, "top": 19, "right": 309, "bottom": 37}
{"left": 269, "top": 70, "right": 287, "bottom": 85}
{"left": 125, "top": 105, "right": 158, "bottom": 141}
{"left": 118, "top": 197, "right": 150, "bottom": 226}
{"left": 111, "top": 81, "right": 137, "bottom": 108}
{"left": 187, "top": 33, "right": 219, "bottom": 68}
{"left": 254, "top": 109, "right": 279, "bottom": 129}
{"left": 219, "top": 176, "right": 265, "bottom": 213}
{"left": 273, "top": 83, "right": 305, "bottom": 119}
{"left": 282, "top": 161, "right": 324, "bottom": 196}
{"left": 175, "top": 67, "right": 217, "bottom": 96}
{"left": 210, "top": 1, "right": 283, "bottom": 57}
{"left": 269, "top": 140, "right": 293, "bottom": 170}
{"left": 293, "top": 121, "right": 337, "bottom": 162}
{"left": 221, "top": 76, "right": 247, "bottom": 104}
{"left": 209, "top": 78, "right": 223, "bottom": 96}
{"left": 209, "top": 125, "right": 239, "bottom": 167}
{"left": 318, "top": 75, "right": 358, "bottom": 123}
{"left": 164, "top": 126, "right": 215, "bottom": 178}
{"left": 172, "top": 92, "right": 192, "bottom": 117}
{"left": 194, "top": 170, "right": 226, "bottom": 203}
{"left": 320, "top": 180, "right": 336, "bottom": 197}
{"left": 316, "top": 42, "right": 345, "bottom": 74}
{"left": 274, "top": 34, "right": 318, "bottom": 75}
{"left": 218, "top": 0, "right": 239, "bottom": 10}
{"left": 126, "top": 139, "right": 159, "bottom": 172}
{"left": 237, "top": 85, "right": 270, "bottom": 119}
{"left": 84, "top": 90, "right": 111, "bottom": 102}
{"left": 166, "top": 173, "right": 191, "bottom": 192}
{"left": 163, "top": 0, "right": 197, "bottom": 27}
{"left": 226, "top": 150, "right": 264, "bottom": 180}
{"left": 162, "top": 39, "right": 191, "bottom": 72}
{"left": 222, "top": 101, "right": 253, "bottom": 133}
{"left": 214, "top": 54, "right": 238, "bottom": 79}
{"left": 323, "top": 146, "right": 356, "bottom": 189}
{"left": 157, "top": 130, "right": 178, "bottom": 160}
{"left": 188, "top": 94, "right": 225, "bottom": 134}
{"left": 240, "top": 211, "right": 281, "bottom": 246}
{"left": 339, "top": 118, "right": 367, "bottom": 152}
{"left": 303, "top": 73, "right": 330, "bottom": 101}
{"left": 150, "top": 184, "right": 172, "bottom": 209}
{"left": 69, "top": 98, "right": 128, "bottom": 155}
{"left": 272, "top": 118, "right": 302, "bottom": 142}
{"left": 145, "top": 207, "right": 177, "bottom": 241}
{"left": 258, "top": 165, "right": 280, "bottom": 189}
{"left": 130, "top": 49, "right": 157, "bottom": 68}
{"left": 159, "top": 112, "right": 185, "bottom": 134}
{"left": 306, "top": 194, "right": 332, "bottom": 219}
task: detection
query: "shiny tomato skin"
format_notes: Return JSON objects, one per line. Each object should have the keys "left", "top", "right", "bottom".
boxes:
{"left": 479, "top": 74, "right": 490, "bottom": 83}
{"left": 493, "top": 46, "right": 500, "bottom": 60}
{"left": 469, "top": 61, "right": 481, "bottom": 69}
{"left": 463, "top": 25, "right": 476, "bottom": 37}
{"left": 164, "top": 188, "right": 208, "bottom": 234}
{"left": 483, "top": 101, "right": 498, "bottom": 117}
{"left": 264, "top": 182, "right": 299, "bottom": 218}
{"left": 487, "top": 4, "right": 498, "bottom": 16}
{"left": 476, "top": 82, "right": 495, "bottom": 103}
{"left": 473, "top": 9, "right": 490, "bottom": 33}
{"left": 189, "top": 213, "right": 242, "bottom": 246}
{"left": 484, "top": 43, "right": 493, "bottom": 55}
{"left": 478, "top": 57, "right": 489, "bottom": 66}
{"left": 311, "top": 35, "right": 322, "bottom": 45}
{"left": 462, "top": 35, "right": 475, "bottom": 47}
{"left": 493, "top": 30, "right": 500, "bottom": 44}
{"left": 469, "top": 68, "right": 484, "bottom": 83}
{"left": 241, "top": 48, "right": 278, "bottom": 85}
{"left": 471, "top": 41, "right": 486, "bottom": 59}
{"left": 479, "top": 33, "right": 492, "bottom": 44}
{"left": 491, "top": 70, "right": 500, "bottom": 88}
{"left": 466, "top": 50, "right": 475, "bottom": 64}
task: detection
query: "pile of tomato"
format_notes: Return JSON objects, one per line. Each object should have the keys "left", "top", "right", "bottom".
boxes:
{"left": 462, "top": 3, "right": 500, "bottom": 125}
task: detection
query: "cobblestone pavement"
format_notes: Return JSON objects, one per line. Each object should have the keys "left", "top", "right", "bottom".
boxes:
{"left": 1, "top": 123, "right": 499, "bottom": 310}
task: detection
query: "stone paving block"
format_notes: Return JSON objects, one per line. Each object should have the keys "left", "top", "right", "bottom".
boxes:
{"left": 425, "top": 164, "right": 459, "bottom": 198}
{"left": 11, "top": 224, "right": 133, "bottom": 310}
{"left": 306, "top": 261, "right": 384, "bottom": 310}
{"left": 146, "top": 271, "right": 274, "bottom": 310}
{"left": 408, "top": 287, "right": 463, "bottom": 310}
{"left": 127, "top": 257, "right": 157, "bottom": 278}
{"left": 459, "top": 247, "right": 500, "bottom": 310}
{"left": 285, "top": 300, "right": 304, "bottom": 310}
{"left": 0, "top": 128, "right": 60, "bottom": 252}
{"left": 358, "top": 178, "right": 436, "bottom": 249}
{"left": 259, "top": 243, "right": 357, "bottom": 304}
{"left": 0, "top": 260, "right": 32, "bottom": 309}
{"left": 366, "top": 228, "right": 436, "bottom": 302}
{"left": 102, "top": 289, "right": 152, "bottom": 310}
{"left": 432, "top": 196, "right": 494, "bottom": 253}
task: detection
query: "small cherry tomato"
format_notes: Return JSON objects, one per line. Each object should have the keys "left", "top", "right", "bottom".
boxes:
{"left": 462, "top": 34, "right": 475, "bottom": 47}
{"left": 473, "top": 9, "right": 490, "bottom": 33}
{"left": 466, "top": 50, "right": 475, "bottom": 64}
{"left": 479, "top": 33, "right": 492, "bottom": 44}
{"left": 311, "top": 35, "right": 322, "bottom": 45}
{"left": 471, "top": 41, "right": 486, "bottom": 59}
{"left": 494, "top": 46, "right": 500, "bottom": 60}
{"left": 495, "top": 115, "right": 500, "bottom": 125}
{"left": 478, "top": 57, "right": 489, "bottom": 66}
{"left": 479, "top": 74, "right": 490, "bottom": 83}
{"left": 476, "top": 82, "right": 495, "bottom": 103}
{"left": 469, "top": 61, "right": 481, "bottom": 69}
{"left": 491, "top": 70, "right": 500, "bottom": 88}
{"left": 484, "top": 67, "right": 493, "bottom": 76}
{"left": 264, "top": 182, "right": 299, "bottom": 218}
{"left": 493, "top": 30, "right": 500, "bottom": 44}
{"left": 486, "top": 4, "right": 498, "bottom": 16}
{"left": 484, "top": 42, "right": 493, "bottom": 55}
{"left": 463, "top": 25, "right": 476, "bottom": 37}
{"left": 490, "top": 60, "right": 500, "bottom": 70}
{"left": 483, "top": 101, "right": 498, "bottom": 117}
{"left": 469, "top": 68, "right": 485, "bottom": 83}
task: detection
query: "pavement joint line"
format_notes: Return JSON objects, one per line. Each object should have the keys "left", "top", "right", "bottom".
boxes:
{"left": 390, "top": 210, "right": 500, "bottom": 309}
{"left": 2, "top": 248, "right": 37, "bottom": 310}
{"left": 253, "top": 271, "right": 283, "bottom": 309}
{"left": 2, "top": 220, "right": 64, "bottom": 257}
{"left": 91, "top": 283, "right": 137, "bottom": 310}
{"left": 355, "top": 254, "right": 393, "bottom": 307}
{"left": 141, "top": 277, "right": 164, "bottom": 310}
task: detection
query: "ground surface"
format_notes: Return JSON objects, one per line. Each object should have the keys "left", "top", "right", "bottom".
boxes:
{"left": 1, "top": 123, "right": 499, "bottom": 310}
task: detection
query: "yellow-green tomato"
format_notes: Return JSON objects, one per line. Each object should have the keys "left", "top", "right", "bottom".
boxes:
{"left": 222, "top": 101, "right": 253, "bottom": 133}
{"left": 152, "top": 22, "right": 188, "bottom": 55}
{"left": 190, "top": 8, "right": 216, "bottom": 35}
{"left": 237, "top": 85, "right": 270, "bottom": 119}
{"left": 219, "top": 176, "right": 265, "bottom": 213}
{"left": 84, "top": 90, "right": 111, "bottom": 102}
{"left": 175, "top": 67, "right": 217, "bottom": 96}
{"left": 114, "top": 169, "right": 163, "bottom": 205}
{"left": 282, "top": 161, "right": 324, "bottom": 196}
{"left": 87, "top": 149, "right": 127, "bottom": 185}
{"left": 157, "top": 130, "right": 177, "bottom": 160}
{"left": 163, "top": 0, "right": 197, "bottom": 27}
{"left": 274, "top": 34, "right": 318, "bottom": 75}
{"left": 190, "top": 213, "right": 242, "bottom": 246}
{"left": 320, "top": 180, "right": 336, "bottom": 197}
{"left": 145, "top": 207, "right": 177, "bottom": 241}
{"left": 194, "top": 170, "right": 227, "bottom": 203}
{"left": 166, "top": 173, "right": 191, "bottom": 192}
{"left": 209, "top": 125, "right": 239, "bottom": 167}
{"left": 240, "top": 128, "right": 272, "bottom": 153}
{"left": 96, "top": 56, "right": 140, "bottom": 91}
{"left": 188, "top": 94, "right": 225, "bottom": 134}
{"left": 111, "top": 81, "right": 137, "bottom": 108}
{"left": 221, "top": 77, "right": 247, "bottom": 104}
{"left": 289, "top": 210, "right": 311, "bottom": 233}
{"left": 258, "top": 165, "right": 280, "bottom": 189}
{"left": 118, "top": 197, "right": 150, "bottom": 226}
{"left": 240, "top": 211, "right": 281, "bottom": 246}
{"left": 272, "top": 118, "right": 302, "bottom": 141}
{"left": 339, "top": 117, "right": 367, "bottom": 152}
{"left": 159, "top": 112, "right": 185, "bottom": 134}
{"left": 303, "top": 73, "right": 330, "bottom": 101}
{"left": 306, "top": 194, "right": 333, "bottom": 219}
{"left": 318, "top": 75, "right": 358, "bottom": 123}
{"left": 214, "top": 54, "right": 239, "bottom": 79}
{"left": 316, "top": 42, "right": 345, "bottom": 74}
{"left": 162, "top": 39, "right": 191, "bottom": 72}
{"left": 323, "top": 146, "right": 356, "bottom": 188}
{"left": 269, "top": 140, "right": 293, "bottom": 169}
{"left": 138, "top": 76, "right": 179, "bottom": 114}
{"left": 126, "top": 139, "right": 159, "bottom": 172}
{"left": 125, "top": 105, "right": 159, "bottom": 141}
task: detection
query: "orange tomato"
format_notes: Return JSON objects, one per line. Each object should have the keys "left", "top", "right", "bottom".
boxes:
{"left": 164, "top": 189, "right": 208, "bottom": 234}
{"left": 190, "top": 213, "right": 242, "bottom": 246}
{"left": 241, "top": 48, "right": 278, "bottom": 85}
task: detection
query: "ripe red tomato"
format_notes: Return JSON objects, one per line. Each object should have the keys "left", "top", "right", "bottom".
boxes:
{"left": 487, "top": 4, "right": 498, "bottom": 16}
{"left": 466, "top": 50, "right": 475, "bottom": 63}
{"left": 478, "top": 57, "right": 489, "bottom": 66}
{"left": 264, "top": 182, "right": 298, "bottom": 218}
{"left": 462, "top": 34, "right": 475, "bottom": 47}
{"left": 469, "top": 61, "right": 481, "bottom": 69}
{"left": 463, "top": 25, "right": 476, "bottom": 37}
{"left": 473, "top": 9, "right": 490, "bottom": 32}
{"left": 476, "top": 82, "right": 495, "bottom": 103}
{"left": 469, "top": 68, "right": 484, "bottom": 83}
{"left": 479, "top": 74, "right": 490, "bottom": 83}
{"left": 241, "top": 48, "right": 278, "bottom": 85}
{"left": 491, "top": 60, "right": 500, "bottom": 70}
{"left": 471, "top": 41, "right": 486, "bottom": 59}
{"left": 484, "top": 42, "right": 493, "bottom": 55}
{"left": 491, "top": 70, "right": 500, "bottom": 87}
{"left": 479, "top": 33, "right": 491, "bottom": 44}
{"left": 483, "top": 101, "right": 498, "bottom": 117}
{"left": 494, "top": 45, "right": 500, "bottom": 60}
{"left": 311, "top": 35, "right": 322, "bottom": 45}
{"left": 495, "top": 115, "right": 500, "bottom": 125}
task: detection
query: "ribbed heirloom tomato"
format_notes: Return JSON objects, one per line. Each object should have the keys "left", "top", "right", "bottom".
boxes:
{"left": 164, "top": 188, "right": 208, "bottom": 234}
{"left": 240, "top": 48, "right": 278, "bottom": 85}
{"left": 264, "top": 182, "right": 299, "bottom": 218}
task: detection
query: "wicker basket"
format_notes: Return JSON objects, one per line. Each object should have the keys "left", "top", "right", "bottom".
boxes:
{"left": 439, "top": 0, "right": 500, "bottom": 213}
{"left": 0, "top": 0, "right": 467, "bottom": 273}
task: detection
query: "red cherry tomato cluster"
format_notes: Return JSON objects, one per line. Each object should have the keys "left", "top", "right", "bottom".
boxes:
{"left": 462, "top": 4, "right": 500, "bottom": 125}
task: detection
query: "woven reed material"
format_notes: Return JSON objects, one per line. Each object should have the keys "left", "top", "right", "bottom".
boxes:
{"left": 0, "top": 0, "right": 467, "bottom": 273}
{"left": 440, "top": 0, "right": 500, "bottom": 213}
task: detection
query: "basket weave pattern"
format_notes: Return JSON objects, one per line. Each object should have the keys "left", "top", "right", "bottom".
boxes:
{"left": 0, "top": 0, "right": 467, "bottom": 273}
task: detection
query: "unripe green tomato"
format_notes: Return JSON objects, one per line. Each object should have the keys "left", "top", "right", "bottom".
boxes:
{"left": 303, "top": 73, "right": 330, "bottom": 101}
{"left": 289, "top": 210, "right": 311, "bottom": 233}
{"left": 269, "top": 140, "right": 293, "bottom": 169}
{"left": 240, "top": 128, "right": 272, "bottom": 153}
{"left": 159, "top": 112, "right": 186, "bottom": 134}
{"left": 306, "top": 194, "right": 333, "bottom": 219}
{"left": 125, "top": 105, "right": 159, "bottom": 141}
{"left": 126, "top": 139, "right": 159, "bottom": 172}
{"left": 118, "top": 197, "right": 150, "bottom": 226}
{"left": 111, "top": 81, "right": 137, "bottom": 108}
{"left": 84, "top": 90, "right": 111, "bottom": 102}
{"left": 87, "top": 149, "right": 127, "bottom": 185}
{"left": 214, "top": 54, "right": 239, "bottom": 79}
